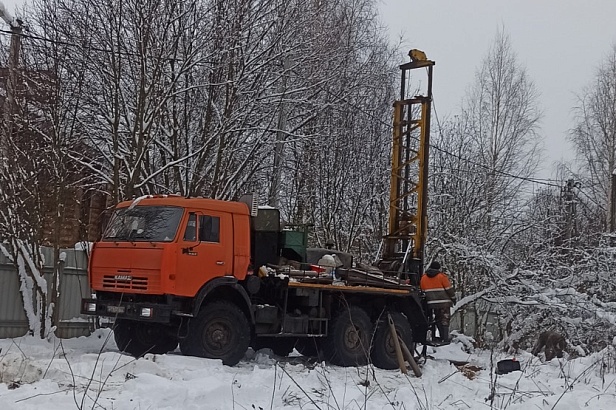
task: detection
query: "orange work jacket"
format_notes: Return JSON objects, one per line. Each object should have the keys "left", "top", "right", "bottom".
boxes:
{"left": 420, "top": 270, "right": 455, "bottom": 309}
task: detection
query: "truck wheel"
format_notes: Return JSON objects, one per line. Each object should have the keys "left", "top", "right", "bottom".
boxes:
{"left": 179, "top": 301, "right": 250, "bottom": 366}
{"left": 114, "top": 320, "right": 178, "bottom": 357}
{"left": 371, "top": 312, "right": 414, "bottom": 370}
{"left": 324, "top": 306, "right": 372, "bottom": 366}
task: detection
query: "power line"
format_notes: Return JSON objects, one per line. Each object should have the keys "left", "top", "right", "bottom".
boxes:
{"left": 315, "top": 74, "right": 565, "bottom": 189}
{"left": 0, "top": 28, "right": 213, "bottom": 65}
{"left": 0, "top": 28, "right": 125, "bottom": 54}
{"left": 430, "top": 95, "right": 563, "bottom": 188}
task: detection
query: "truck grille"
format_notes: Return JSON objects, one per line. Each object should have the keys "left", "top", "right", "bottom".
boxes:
{"left": 102, "top": 275, "right": 149, "bottom": 291}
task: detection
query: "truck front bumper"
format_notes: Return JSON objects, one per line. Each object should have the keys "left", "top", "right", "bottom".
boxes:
{"left": 81, "top": 298, "right": 174, "bottom": 323}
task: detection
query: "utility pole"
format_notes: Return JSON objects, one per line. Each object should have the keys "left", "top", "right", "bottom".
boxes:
{"left": 562, "top": 179, "right": 579, "bottom": 242}
{"left": 0, "top": 2, "right": 23, "bottom": 161}
{"left": 610, "top": 170, "right": 616, "bottom": 233}
{"left": 268, "top": 56, "right": 290, "bottom": 207}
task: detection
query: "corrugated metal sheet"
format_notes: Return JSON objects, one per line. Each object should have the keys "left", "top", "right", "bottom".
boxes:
{"left": 0, "top": 251, "right": 28, "bottom": 338}
{"left": 0, "top": 246, "right": 93, "bottom": 339}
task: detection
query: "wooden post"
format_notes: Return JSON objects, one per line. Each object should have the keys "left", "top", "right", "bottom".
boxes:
{"left": 398, "top": 336, "right": 422, "bottom": 377}
{"left": 388, "top": 313, "right": 407, "bottom": 374}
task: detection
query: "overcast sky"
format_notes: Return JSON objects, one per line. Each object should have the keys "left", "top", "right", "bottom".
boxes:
{"left": 379, "top": 0, "right": 616, "bottom": 177}
{"left": 1, "top": 0, "right": 615, "bottom": 178}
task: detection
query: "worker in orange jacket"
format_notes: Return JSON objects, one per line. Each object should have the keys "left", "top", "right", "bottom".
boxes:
{"left": 420, "top": 261, "right": 456, "bottom": 342}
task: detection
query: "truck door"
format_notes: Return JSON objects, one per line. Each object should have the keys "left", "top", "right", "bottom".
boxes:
{"left": 176, "top": 211, "right": 233, "bottom": 296}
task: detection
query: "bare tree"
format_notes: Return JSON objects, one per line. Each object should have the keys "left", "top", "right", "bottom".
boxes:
{"left": 570, "top": 44, "right": 616, "bottom": 231}
{"left": 462, "top": 29, "right": 542, "bottom": 243}
{"left": 430, "top": 29, "right": 542, "bottom": 255}
{"left": 427, "top": 29, "right": 543, "bottom": 340}
{"left": 0, "top": 51, "right": 50, "bottom": 338}
{"left": 274, "top": 0, "right": 397, "bottom": 254}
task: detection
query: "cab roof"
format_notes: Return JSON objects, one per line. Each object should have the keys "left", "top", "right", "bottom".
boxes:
{"left": 115, "top": 195, "right": 250, "bottom": 215}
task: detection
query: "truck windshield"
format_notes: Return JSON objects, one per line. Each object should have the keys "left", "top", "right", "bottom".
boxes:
{"left": 102, "top": 206, "right": 184, "bottom": 242}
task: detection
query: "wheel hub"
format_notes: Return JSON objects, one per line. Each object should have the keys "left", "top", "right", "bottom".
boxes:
{"left": 385, "top": 334, "right": 395, "bottom": 354}
{"left": 344, "top": 325, "right": 361, "bottom": 350}
{"left": 205, "top": 323, "right": 230, "bottom": 351}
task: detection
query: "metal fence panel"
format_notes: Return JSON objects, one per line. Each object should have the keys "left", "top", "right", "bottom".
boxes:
{"left": 0, "top": 246, "right": 93, "bottom": 339}
{"left": 0, "top": 251, "right": 28, "bottom": 338}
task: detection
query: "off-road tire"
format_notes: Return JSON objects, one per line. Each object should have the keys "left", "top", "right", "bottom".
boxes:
{"left": 324, "top": 305, "right": 372, "bottom": 366}
{"left": 371, "top": 312, "right": 414, "bottom": 370}
{"left": 179, "top": 301, "right": 250, "bottom": 366}
{"left": 113, "top": 320, "right": 178, "bottom": 357}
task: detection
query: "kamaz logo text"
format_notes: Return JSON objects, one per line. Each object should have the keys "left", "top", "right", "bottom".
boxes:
{"left": 114, "top": 275, "right": 132, "bottom": 281}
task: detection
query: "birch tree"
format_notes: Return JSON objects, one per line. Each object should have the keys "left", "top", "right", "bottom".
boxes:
{"left": 570, "top": 44, "right": 616, "bottom": 231}
{"left": 427, "top": 29, "right": 542, "bottom": 340}
{"left": 0, "top": 41, "right": 51, "bottom": 337}
{"left": 462, "top": 29, "right": 542, "bottom": 245}
{"left": 430, "top": 30, "right": 542, "bottom": 258}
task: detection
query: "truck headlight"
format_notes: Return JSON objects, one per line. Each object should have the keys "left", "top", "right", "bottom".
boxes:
{"left": 140, "top": 307, "right": 153, "bottom": 317}
{"left": 86, "top": 302, "right": 97, "bottom": 312}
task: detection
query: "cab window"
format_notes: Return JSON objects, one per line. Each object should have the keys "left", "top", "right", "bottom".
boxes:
{"left": 102, "top": 206, "right": 183, "bottom": 242}
{"left": 199, "top": 215, "right": 220, "bottom": 242}
{"left": 183, "top": 213, "right": 197, "bottom": 241}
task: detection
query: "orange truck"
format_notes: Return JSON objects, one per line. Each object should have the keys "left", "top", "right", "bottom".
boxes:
{"left": 81, "top": 194, "right": 430, "bottom": 367}
{"left": 81, "top": 50, "right": 437, "bottom": 368}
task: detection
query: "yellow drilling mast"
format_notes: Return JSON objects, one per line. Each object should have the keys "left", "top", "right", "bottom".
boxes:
{"left": 379, "top": 49, "right": 434, "bottom": 285}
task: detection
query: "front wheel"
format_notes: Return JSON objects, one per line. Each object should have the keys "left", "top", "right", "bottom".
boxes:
{"left": 179, "top": 301, "right": 250, "bottom": 366}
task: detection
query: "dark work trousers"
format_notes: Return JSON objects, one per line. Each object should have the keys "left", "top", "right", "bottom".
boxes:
{"left": 432, "top": 307, "right": 451, "bottom": 326}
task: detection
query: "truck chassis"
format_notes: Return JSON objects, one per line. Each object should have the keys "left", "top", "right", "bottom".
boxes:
{"left": 83, "top": 268, "right": 429, "bottom": 368}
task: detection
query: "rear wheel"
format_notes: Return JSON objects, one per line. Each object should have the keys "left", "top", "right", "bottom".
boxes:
{"left": 371, "top": 312, "right": 414, "bottom": 370}
{"left": 179, "top": 301, "right": 250, "bottom": 366}
{"left": 324, "top": 306, "right": 372, "bottom": 366}
{"left": 114, "top": 320, "right": 178, "bottom": 357}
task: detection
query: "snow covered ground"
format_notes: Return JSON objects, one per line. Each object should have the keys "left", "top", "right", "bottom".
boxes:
{"left": 1, "top": 330, "right": 615, "bottom": 409}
